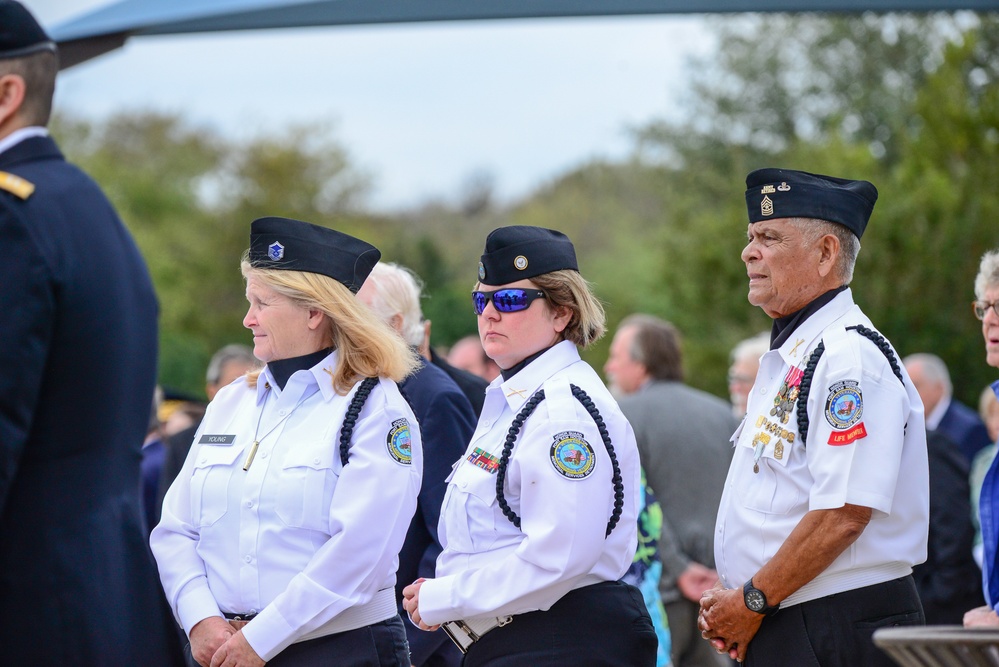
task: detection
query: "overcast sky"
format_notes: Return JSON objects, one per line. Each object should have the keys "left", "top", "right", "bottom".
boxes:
{"left": 26, "top": 1, "right": 715, "bottom": 211}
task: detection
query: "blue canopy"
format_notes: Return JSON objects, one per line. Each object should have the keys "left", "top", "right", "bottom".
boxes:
{"left": 51, "top": 0, "right": 999, "bottom": 69}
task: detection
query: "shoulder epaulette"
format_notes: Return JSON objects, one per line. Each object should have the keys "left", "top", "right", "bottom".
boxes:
{"left": 0, "top": 171, "right": 34, "bottom": 200}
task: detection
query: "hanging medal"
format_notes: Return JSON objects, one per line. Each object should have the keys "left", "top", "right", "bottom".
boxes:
{"left": 770, "top": 366, "right": 804, "bottom": 425}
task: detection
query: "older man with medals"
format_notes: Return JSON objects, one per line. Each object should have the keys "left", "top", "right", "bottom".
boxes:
{"left": 698, "top": 169, "right": 929, "bottom": 666}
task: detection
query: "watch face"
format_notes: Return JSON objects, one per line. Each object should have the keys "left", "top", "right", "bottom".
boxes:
{"left": 746, "top": 589, "right": 766, "bottom": 612}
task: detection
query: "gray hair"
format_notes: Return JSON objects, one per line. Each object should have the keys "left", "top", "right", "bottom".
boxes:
{"left": 902, "top": 352, "right": 952, "bottom": 396}
{"left": 731, "top": 331, "right": 771, "bottom": 363}
{"left": 206, "top": 344, "right": 257, "bottom": 385}
{"left": 362, "top": 262, "right": 426, "bottom": 347}
{"left": 975, "top": 249, "right": 999, "bottom": 300}
{"left": 786, "top": 218, "right": 861, "bottom": 284}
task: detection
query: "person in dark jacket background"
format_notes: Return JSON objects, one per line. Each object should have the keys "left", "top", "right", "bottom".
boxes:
{"left": 0, "top": 2, "right": 179, "bottom": 663}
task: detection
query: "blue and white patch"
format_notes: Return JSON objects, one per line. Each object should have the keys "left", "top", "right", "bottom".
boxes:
{"left": 268, "top": 241, "right": 285, "bottom": 261}
{"left": 550, "top": 431, "right": 596, "bottom": 480}
{"left": 825, "top": 380, "right": 863, "bottom": 430}
{"left": 386, "top": 418, "right": 412, "bottom": 465}
{"left": 478, "top": 261, "right": 486, "bottom": 281}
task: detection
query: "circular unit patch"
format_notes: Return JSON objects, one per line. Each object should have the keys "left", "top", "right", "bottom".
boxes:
{"left": 514, "top": 255, "right": 529, "bottom": 271}
{"left": 386, "top": 418, "right": 413, "bottom": 465}
{"left": 824, "top": 380, "right": 863, "bottom": 430}
{"left": 550, "top": 431, "right": 596, "bottom": 480}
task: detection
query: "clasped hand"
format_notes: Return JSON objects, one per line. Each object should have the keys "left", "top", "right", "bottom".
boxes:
{"left": 697, "top": 583, "right": 764, "bottom": 664}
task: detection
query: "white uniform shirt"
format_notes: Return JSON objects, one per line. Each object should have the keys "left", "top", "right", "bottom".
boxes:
{"left": 714, "top": 289, "right": 929, "bottom": 607}
{"left": 151, "top": 350, "right": 422, "bottom": 660}
{"left": 418, "top": 341, "right": 640, "bottom": 626}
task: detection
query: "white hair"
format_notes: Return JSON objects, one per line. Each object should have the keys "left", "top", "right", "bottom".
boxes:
{"left": 903, "top": 352, "right": 952, "bottom": 396}
{"left": 731, "top": 331, "right": 771, "bottom": 363}
{"left": 976, "top": 249, "right": 999, "bottom": 300}
{"left": 361, "top": 262, "right": 426, "bottom": 347}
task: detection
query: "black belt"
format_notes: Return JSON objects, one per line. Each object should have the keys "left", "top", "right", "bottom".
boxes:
{"left": 223, "top": 612, "right": 258, "bottom": 622}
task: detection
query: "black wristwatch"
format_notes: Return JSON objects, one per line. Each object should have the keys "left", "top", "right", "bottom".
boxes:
{"left": 743, "top": 579, "right": 778, "bottom": 615}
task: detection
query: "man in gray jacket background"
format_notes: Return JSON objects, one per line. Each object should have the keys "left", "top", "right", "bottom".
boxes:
{"left": 606, "top": 314, "right": 737, "bottom": 667}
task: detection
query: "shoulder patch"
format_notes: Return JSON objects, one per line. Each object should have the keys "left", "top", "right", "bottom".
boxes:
{"left": 386, "top": 418, "right": 412, "bottom": 465}
{"left": 550, "top": 430, "right": 596, "bottom": 480}
{"left": 0, "top": 171, "right": 35, "bottom": 200}
{"left": 825, "top": 380, "right": 863, "bottom": 431}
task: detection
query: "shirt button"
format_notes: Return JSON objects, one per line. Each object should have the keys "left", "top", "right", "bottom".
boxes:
{"left": 200, "top": 458, "right": 207, "bottom": 464}
{"left": 279, "top": 409, "right": 288, "bottom": 416}
{"left": 313, "top": 457, "right": 321, "bottom": 465}
{"left": 482, "top": 420, "right": 492, "bottom": 429}
{"left": 245, "top": 500, "right": 253, "bottom": 508}
{"left": 460, "top": 480, "right": 468, "bottom": 489}
{"left": 260, "top": 451, "right": 269, "bottom": 459}
{"left": 759, "top": 386, "right": 768, "bottom": 395}
{"left": 243, "top": 555, "right": 252, "bottom": 563}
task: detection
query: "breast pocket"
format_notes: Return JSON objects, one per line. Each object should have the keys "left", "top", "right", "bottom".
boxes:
{"left": 275, "top": 444, "right": 337, "bottom": 532}
{"left": 732, "top": 431, "right": 799, "bottom": 515}
{"left": 443, "top": 465, "right": 501, "bottom": 552}
{"left": 190, "top": 445, "right": 243, "bottom": 528}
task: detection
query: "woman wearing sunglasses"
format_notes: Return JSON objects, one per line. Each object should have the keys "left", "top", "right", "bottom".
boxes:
{"left": 403, "top": 225, "right": 657, "bottom": 666}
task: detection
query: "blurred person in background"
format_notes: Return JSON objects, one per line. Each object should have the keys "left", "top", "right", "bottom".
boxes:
{"left": 358, "top": 261, "right": 476, "bottom": 667}
{"left": 728, "top": 333, "right": 770, "bottom": 420}
{"left": 447, "top": 334, "right": 500, "bottom": 383}
{"left": 964, "top": 248, "right": 999, "bottom": 628}
{"left": 606, "top": 314, "right": 735, "bottom": 667}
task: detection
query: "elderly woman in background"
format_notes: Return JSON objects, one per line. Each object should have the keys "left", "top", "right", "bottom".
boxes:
{"left": 965, "top": 248, "right": 999, "bottom": 628}
{"left": 403, "top": 225, "right": 657, "bottom": 666}
{"left": 152, "top": 217, "right": 422, "bottom": 666}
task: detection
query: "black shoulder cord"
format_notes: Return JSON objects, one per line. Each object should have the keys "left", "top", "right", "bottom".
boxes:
{"left": 495, "top": 384, "right": 625, "bottom": 538}
{"left": 338, "top": 376, "right": 379, "bottom": 465}
{"left": 796, "top": 324, "right": 904, "bottom": 447}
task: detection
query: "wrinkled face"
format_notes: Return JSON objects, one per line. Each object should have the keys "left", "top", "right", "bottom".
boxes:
{"left": 604, "top": 325, "right": 647, "bottom": 396}
{"left": 476, "top": 279, "right": 569, "bottom": 370}
{"left": 242, "top": 276, "right": 322, "bottom": 363}
{"left": 983, "top": 285, "right": 999, "bottom": 369}
{"left": 741, "top": 220, "right": 823, "bottom": 319}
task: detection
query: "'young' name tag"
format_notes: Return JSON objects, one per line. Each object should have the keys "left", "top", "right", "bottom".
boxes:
{"left": 199, "top": 434, "right": 236, "bottom": 445}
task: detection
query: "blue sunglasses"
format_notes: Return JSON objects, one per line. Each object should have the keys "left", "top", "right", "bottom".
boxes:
{"left": 472, "top": 289, "right": 547, "bottom": 315}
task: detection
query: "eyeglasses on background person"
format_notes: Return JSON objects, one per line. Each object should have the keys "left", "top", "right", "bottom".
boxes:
{"left": 472, "top": 288, "right": 547, "bottom": 315}
{"left": 973, "top": 300, "right": 999, "bottom": 320}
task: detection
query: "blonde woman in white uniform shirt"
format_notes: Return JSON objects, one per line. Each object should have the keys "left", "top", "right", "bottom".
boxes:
{"left": 152, "top": 217, "right": 422, "bottom": 667}
{"left": 403, "top": 226, "right": 657, "bottom": 666}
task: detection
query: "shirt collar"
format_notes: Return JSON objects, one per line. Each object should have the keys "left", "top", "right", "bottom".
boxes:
{"left": 256, "top": 349, "right": 338, "bottom": 404}
{"left": 773, "top": 287, "right": 858, "bottom": 367}
{"left": 495, "top": 340, "right": 580, "bottom": 411}
{"left": 925, "top": 394, "right": 951, "bottom": 431}
{"left": 0, "top": 126, "right": 48, "bottom": 157}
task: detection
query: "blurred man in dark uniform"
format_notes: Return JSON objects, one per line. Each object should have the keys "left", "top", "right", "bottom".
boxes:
{"left": 359, "top": 262, "right": 476, "bottom": 667}
{"left": 0, "top": 3, "right": 179, "bottom": 664}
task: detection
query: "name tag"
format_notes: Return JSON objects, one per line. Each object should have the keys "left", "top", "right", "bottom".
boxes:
{"left": 199, "top": 434, "right": 236, "bottom": 445}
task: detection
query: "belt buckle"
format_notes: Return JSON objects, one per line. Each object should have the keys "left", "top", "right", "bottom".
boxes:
{"left": 442, "top": 620, "right": 476, "bottom": 654}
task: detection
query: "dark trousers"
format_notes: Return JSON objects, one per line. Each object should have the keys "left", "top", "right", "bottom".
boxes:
{"left": 745, "top": 575, "right": 925, "bottom": 667}
{"left": 461, "top": 580, "right": 658, "bottom": 667}
{"left": 184, "top": 616, "right": 409, "bottom": 667}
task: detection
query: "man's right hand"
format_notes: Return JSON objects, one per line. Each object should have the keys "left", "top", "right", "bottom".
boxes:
{"left": 965, "top": 605, "right": 999, "bottom": 627}
{"left": 190, "top": 616, "right": 236, "bottom": 667}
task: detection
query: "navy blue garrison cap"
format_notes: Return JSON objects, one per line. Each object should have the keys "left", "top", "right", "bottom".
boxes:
{"left": 745, "top": 168, "right": 878, "bottom": 239}
{"left": 477, "top": 225, "right": 578, "bottom": 285}
{"left": 0, "top": 1, "right": 56, "bottom": 59}
{"left": 249, "top": 217, "right": 380, "bottom": 294}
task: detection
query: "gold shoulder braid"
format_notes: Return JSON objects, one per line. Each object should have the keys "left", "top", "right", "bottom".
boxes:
{"left": 0, "top": 171, "right": 35, "bottom": 200}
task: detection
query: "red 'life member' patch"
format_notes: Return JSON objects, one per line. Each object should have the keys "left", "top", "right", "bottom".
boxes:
{"left": 828, "top": 422, "right": 867, "bottom": 446}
